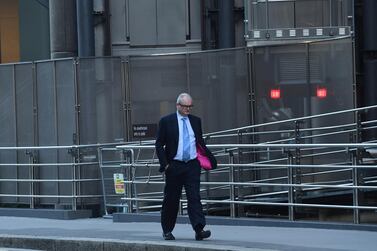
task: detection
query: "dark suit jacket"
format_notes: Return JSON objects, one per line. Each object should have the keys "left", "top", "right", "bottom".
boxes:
{"left": 155, "top": 113, "right": 217, "bottom": 173}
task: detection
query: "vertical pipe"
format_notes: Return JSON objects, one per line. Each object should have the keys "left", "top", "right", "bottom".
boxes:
{"left": 200, "top": 0, "right": 207, "bottom": 49}
{"left": 76, "top": 0, "right": 95, "bottom": 57}
{"left": 186, "top": 53, "right": 191, "bottom": 93}
{"left": 49, "top": 0, "right": 77, "bottom": 58}
{"left": 185, "top": 0, "right": 190, "bottom": 39}
{"left": 218, "top": 0, "right": 235, "bottom": 48}
{"left": 93, "top": 0, "right": 111, "bottom": 56}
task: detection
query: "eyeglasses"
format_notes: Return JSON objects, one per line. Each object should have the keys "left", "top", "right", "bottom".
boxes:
{"left": 178, "top": 103, "right": 194, "bottom": 109}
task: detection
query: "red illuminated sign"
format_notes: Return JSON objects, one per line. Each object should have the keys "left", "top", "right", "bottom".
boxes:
{"left": 270, "top": 89, "right": 281, "bottom": 99}
{"left": 317, "top": 87, "right": 327, "bottom": 98}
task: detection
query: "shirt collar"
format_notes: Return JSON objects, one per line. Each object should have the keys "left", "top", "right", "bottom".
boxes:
{"left": 176, "top": 111, "right": 188, "bottom": 120}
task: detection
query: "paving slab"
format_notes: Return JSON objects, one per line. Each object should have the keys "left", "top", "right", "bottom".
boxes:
{"left": 0, "top": 216, "right": 376, "bottom": 251}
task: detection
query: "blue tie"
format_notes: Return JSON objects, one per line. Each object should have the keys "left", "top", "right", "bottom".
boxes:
{"left": 182, "top": 117, "right": 190, "bottom": 162}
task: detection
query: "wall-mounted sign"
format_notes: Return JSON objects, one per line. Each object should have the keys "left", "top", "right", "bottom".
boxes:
{"left": 132, "top": 124, "right": 157, "bottom": 139}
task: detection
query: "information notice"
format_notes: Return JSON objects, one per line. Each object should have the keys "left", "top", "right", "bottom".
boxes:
{"left": 113, "top": 173, "right": 125, "bottom": 194}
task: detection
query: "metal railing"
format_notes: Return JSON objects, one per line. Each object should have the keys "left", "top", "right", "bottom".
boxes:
{"left": 98, "top": 142, "right": 377, "bottom": 224}
{"left": 0, "top": 143, "right": 122, "bottom": 210}
{"left": 99, "top": 105, "right": 377, "bottom": 224}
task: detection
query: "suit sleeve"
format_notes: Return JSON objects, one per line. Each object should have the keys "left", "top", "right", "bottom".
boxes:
{"left": 155, "top": 118, "right": 168, "bottom": 172}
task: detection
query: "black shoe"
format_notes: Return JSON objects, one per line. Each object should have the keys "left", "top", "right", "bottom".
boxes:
{"left": 195, "top": 229, "right": 211, "bottom": 241}
{"left": 163, "top": 232, "right": 175, "bottom": 240}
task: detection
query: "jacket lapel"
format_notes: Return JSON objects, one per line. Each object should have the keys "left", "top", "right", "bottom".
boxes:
{"left": 171, "top": 114, "right": 179, "bottom": 145}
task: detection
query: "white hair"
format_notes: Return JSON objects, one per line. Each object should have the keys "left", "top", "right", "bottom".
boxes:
{"left": 176, "top": 93, "right": 192, "bottom": 104}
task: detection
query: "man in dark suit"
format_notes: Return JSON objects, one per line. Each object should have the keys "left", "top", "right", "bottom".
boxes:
{"left": 155, "top": 93, "right": 217, "bottom": 241}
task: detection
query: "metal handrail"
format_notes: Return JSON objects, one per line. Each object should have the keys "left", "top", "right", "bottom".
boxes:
{"left": 205, "top": 104, "right": 377, "bottom": 136}
{"left": 0, "top": 143, "right": 124, "bottom": 211}
{"left": 96, "top": 140, "right": 377, "bottom": 224}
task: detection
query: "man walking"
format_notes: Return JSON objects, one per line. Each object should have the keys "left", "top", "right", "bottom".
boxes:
{"left": 155, "top": 93, "right": 217, "bottom": 241}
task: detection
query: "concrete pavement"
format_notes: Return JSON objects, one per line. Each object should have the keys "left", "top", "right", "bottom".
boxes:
{"left": 0, "top": 216, "right": 376, "bottom": 251}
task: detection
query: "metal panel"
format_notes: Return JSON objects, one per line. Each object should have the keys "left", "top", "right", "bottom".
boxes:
{"left": 253, "top": 44, "right": 309, "bottom": 127}
{"left": 129, "top": 0, "right": 157, "bottom": 46}
{"left": 56, "top": 59, "right": 76, "bottom": 204}
{"left": 268, "top": 2, "right": 294, "bottom": 29}
{"left": 35, "top": 61, "right": 59, "bottom": 205}
{"left": 15, "top": 63, "right": 34, "bottom": 203}
{"left": 252, "top": 38, "right": 354, "bottom": 142}
{"left": 15, "top": 64, "right": 34, "bottom": 146}
{"left": 129, "top": 55, "right": 187, "bottom": 139}
{"left": 128, "top": 48, "right": 249, "bottom": 139}
{"left": 247, "top": 0, "right": 350, "bottom": 32}
{"left": 189, "top": 49, "right": 249, "bottom": 135}
{"left": 249, "top": 1, "right": 267, "bottom": 30}
{"left": 0, "top": 65, "right": 17, "bottom": 203}
{"left": 157, "top": 0, "right": 186, "bottom": 45}
{"left": 78, "top": 58, "right": 124, "bottom": 144}
{"left": 309, "top": 38, "right": 354, "bottom": 142}
{"left": 77, "top": 57, "right": 124, "bottom": 205}
{"left": 0, "top": 65, "right": 16, "bottom": 146}
{"left": 296, "top": 0, "right": 330, "bottom": 28}
{"left": 109, "top": 0, "right": 127, "bottom": 44}
{"left": 56, "top": 60, "right": 76, "bottom": 146}
{"left": 189, "top": 0, "right": 201, "bottom": 40}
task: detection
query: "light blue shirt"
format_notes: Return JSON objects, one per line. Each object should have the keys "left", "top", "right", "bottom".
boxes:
{"left": 174, "top": 112, "right": 197, "bottom": 161}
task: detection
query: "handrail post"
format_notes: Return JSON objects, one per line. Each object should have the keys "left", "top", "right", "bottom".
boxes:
{"left": 122, "top": 149, "right": 134, "bottom": 213}
{"left": 351, "top": 148, "right": 363, "bottom": 224}
{"left": 26, "top": 150, "right": 37, "bottom": 209}
{"left": 237, "top": 129, "right": 244, "bottom": 216}
{"left": 294, "top": 120, "right": 302, "bottom": 204}
{"left": 69, "top": 147, "right": 78, "bottom": 211}
{"left": 98, "top": 147, "right": 109, "bottom": 216}
{"left": 228, "top": 150, "right": 236, "bottom": 217}
{"left": 352, "top": 111, "right": 363, "bottom": 224}
{"left": 287, "top": 150, "right": 295, "bottom": 221}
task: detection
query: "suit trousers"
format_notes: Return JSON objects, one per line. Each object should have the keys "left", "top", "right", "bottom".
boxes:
{"left": 161, "top": 159, "right": 205, "bottom": 233}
